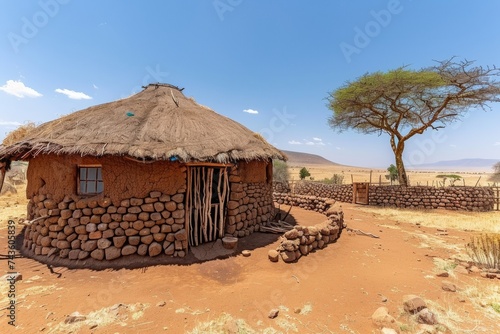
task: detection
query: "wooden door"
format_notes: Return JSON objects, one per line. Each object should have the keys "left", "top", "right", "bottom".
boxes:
{"left": 352, "top": 182, "right": 369, "bottom": 205}
{"left": 186, "top": 166, "right": 230, "bottom": 246}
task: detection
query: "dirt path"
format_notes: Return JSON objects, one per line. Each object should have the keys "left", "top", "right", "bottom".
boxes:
{"left": 1, "top": 198, "right": 499, "bottom": 333}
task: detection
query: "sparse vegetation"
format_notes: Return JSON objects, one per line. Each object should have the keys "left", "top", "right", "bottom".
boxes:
{"left": 273, "top": 160, "right": 290, "bottom": 184}
{"left": 386, "top": 164, "right": 398, "bottom": 185}
{"left": 299, "top": 167, "right": 310, "bottom": 180}
{"left": 321, "top": 173, "right": 344, "bottom": 185}
{"left": 466, "top": 233, "right": 500, "bottom": 270}
{"left": 436, "top": 174, "right": 462, "bottom": 186}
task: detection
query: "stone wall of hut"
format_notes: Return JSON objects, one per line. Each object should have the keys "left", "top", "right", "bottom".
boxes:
{"left": 24, "top": 190, "right": 189, "bottom": 260}
{"left": 22, "top": 156, "right": 277, "bottom": 263}
{"left": 24, "top": 154, "right": 189, "bottom": 261}
{"left": 225, "top": 160, "right": 274, "bottom": 237}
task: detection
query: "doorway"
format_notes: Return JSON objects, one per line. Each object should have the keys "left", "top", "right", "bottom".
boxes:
{"left": 186, "top": 166, "right": 230, "bottom": 246}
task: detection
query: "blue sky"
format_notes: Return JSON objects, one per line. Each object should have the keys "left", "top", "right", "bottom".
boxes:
{"left": 0, "top": 0, "right": 499, "bottom": 168}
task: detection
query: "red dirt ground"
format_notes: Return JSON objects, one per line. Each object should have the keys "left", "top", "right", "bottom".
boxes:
{"left": 1, "top": 203, "right": 499, "bottom": 334}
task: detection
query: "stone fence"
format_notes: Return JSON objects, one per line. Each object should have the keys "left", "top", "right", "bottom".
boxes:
{"left": 275, "top": 182, "right": 495, "bottom": 211}
{"left": 269, "top": 193, "right": 344, "bottom": 263}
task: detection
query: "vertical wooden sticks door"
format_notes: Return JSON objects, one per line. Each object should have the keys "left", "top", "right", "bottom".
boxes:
{"left": 186, "top": 166, "right": 229, "bottom": 246}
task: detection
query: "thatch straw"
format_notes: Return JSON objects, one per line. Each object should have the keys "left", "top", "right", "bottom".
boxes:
{"left": 0, "top": 84, "right": 286, "bottom": 163}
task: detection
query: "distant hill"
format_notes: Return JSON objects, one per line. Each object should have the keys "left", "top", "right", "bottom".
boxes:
{"left": 281, "top": 150, "right": 341, "bottom": 166}
{"left": 411, "top": 158, "right": 498, "bottom": 171}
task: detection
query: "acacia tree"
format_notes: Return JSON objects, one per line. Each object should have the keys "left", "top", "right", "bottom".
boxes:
{"left": 327, "top": 58, "right": 500, "bottom": 186}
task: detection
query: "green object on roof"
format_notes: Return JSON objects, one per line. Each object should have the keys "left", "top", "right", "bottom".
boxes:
{"left": 126, "top": 112, "right": 134, "bottom": 117}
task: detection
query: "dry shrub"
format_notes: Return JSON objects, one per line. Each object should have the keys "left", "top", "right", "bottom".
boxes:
{"left": 2, "top": 122, "right": 36, "bottom": 146}
{"left": 466, "top": 233, "right": 500, "bottom": 270}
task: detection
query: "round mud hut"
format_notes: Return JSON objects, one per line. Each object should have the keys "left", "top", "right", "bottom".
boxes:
{"left": 0, "top": 83, "right": 286, "bottom": 264}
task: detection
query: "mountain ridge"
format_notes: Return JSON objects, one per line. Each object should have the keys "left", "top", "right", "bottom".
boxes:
{"left": 280, "top": 150, "right": 341, "bottom": 166}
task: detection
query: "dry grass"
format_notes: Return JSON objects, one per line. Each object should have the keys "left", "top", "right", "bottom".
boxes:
{"left": 466, "top": 234, "right": 500, "bottom": 270}
{"left": 288, "top": 164, "right": 494, "bottom": 186}
{"left": 357, "top": 206, "right": 500, "bottom": 233}
{"left": 47, "top": 303, "right": 149, "bottom": 334}
{"left": 187, "top": 313, "right": 260, "bottom": 334}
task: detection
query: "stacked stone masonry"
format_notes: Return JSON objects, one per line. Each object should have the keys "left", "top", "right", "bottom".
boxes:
{"left": 269, "top": 194, "right": 344, "bottom": 263}
{"left": 284, "top": 182, "right": 494, "bottom": 212}
{"left": 273, "top": 193, "right": 331, "bottom": 214}
{"left": 24, "top": 190, "right": 189, "bottom": 261}
{"left": 225, "top": 165, "right": 273, "bottom": 237}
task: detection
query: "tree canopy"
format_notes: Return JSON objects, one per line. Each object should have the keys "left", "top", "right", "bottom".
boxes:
{"left": 327, "top": 58, "right": 500, "bottom": 186}
{"left": 299, "top": 167, "right": 311, "bottom": 180}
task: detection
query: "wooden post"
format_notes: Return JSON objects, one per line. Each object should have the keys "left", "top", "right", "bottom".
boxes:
{"left": 185, "top": 166, "right": 191, "bottom": 249}
{"left": 352, "top": 183, "right": 357, "bottom": 204}
{"left": 379, "top": 175, "right": 381, "bottom": 186}
{"left": 475, "top": 176, "right": 481, "bottom": 187}
{"left": 351, "top": 174, "right": 354, "bottom": 184}
{"left": 496, "top": 187, "right": 499, "bottom": 211}
{"left": 369, "top": 170, "right": 372, "bottom": 185}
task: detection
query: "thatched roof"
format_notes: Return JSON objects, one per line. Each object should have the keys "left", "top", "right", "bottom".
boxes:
{"left": 0, "top": 84, "right": 286, "bottom": 163}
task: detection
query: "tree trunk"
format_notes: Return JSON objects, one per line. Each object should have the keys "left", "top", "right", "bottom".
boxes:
{"left": 394, "top": 143, "right": 409, "bottom": 187}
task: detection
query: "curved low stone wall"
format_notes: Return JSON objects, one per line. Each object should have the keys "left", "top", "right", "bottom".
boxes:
{"left": 269, "top": 193, "right": 344, "bottom": 263}
{"left": 273, "top": 192, "right": 333, "bottom": 214}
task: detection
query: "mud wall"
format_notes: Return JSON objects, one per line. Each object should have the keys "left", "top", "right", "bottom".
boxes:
{"left": 225, "top": 160, "right": 273, "bottom": 237}
{"left": 27, "top": 154, "right": 186, "bottom": 203}
{"left": 288, "top": 182, "right": 495, "bottom": 211}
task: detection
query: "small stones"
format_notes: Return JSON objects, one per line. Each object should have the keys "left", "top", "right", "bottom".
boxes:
{"left": 268, "top": 250, "right": 279, "bottom": 262}
{"left": 268, "top": 309, "right": 279, "bottom": 319}
{"left": 403, "top": 295, "right": 427, "bottom": 314}
{"left": 148, "top": 242, "right": 162, "bottom": 257}
{"left": 105, "top": 246, "right": 121, "bottom": 260}
{"left": 90, "top": 249, "right": 104, "bottom": 261}
{"left": 416, "top": 308, "right": 439, "bottom": 325}
{"left": 241, "top": 250, "right": 251, "bottom": 257}
{"left": 371, "top": 307, "right": 395, "bottom": 327}
{"left": 64, "top": 312, "right": 86, "bottom": 324}
{"left": 435, "top": 271, "right": 449, "bottom": 278}
{"left": 97, "top": 238, "right": 112, "bottom": 249}
{"left": 280, "top": 250, "right": 296, "bottom": 263}
{"left": 122, "top": 245, "right": 137, "bottom": 256}
{"left": 454, "top": 265, "right": 469, "bottom": 275}
{"left": 441, "top": 280, "right": 457, "bottom": 292}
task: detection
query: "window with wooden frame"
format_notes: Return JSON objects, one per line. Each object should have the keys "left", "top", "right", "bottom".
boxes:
{"left": 78, "top": 166, "right": 103, "bottom": 195}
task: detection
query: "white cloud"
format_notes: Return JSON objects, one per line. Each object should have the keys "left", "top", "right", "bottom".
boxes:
{"left": 305, "top": 141, "right": 315, "bottom": 145}
{"left": 449, "top": 144, "right": 457, "bottom": 148}
{"left": 55, "top": 88, "right": 92, "bottom": 100}
{"left": 288, "top": 140, "right": 301, "bottom": 145}
{"left": 313, "top": 137, "right": 322, "bottom": 141}
{"left": 335, "top": 147, "right": 341, "bottom": 150}
{"left": 495, "top": 142, "right": 500, "bottom": 146}
{"left": 243, "top": 109, "right": 259, "bottom": 114}
{"left": 0, "top": 80, "right": 42, "bottom": 98}
{"left": 317, "top": 142, "right": 326, "bottom": 146}
{"left": 93, "top": 83, "right": 99, "bottom": 89}
{"left": 0, "top": 120, "right": 22, "bottom": 126}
